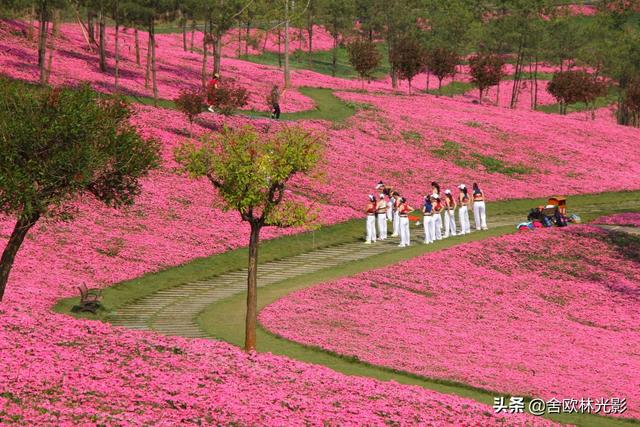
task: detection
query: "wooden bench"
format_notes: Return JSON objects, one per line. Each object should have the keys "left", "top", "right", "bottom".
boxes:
{"left": 75, "top": 283, "right": 102, "bottom": 313}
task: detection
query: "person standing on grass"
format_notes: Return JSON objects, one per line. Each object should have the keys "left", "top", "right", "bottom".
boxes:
{"left": 423, "top": 195, "right": 435, "bottom": 244}
{"left": 269, "top": 84, "right": 286, "bottom": 119}
{"left": 207, "top": 73, "right": 220, "bottom": 113}
{"left": 376, "top": 193, "right": 388, "bottom": 240}
{"left": 472, "top": 182, "right": 488, "bottom": 230}
{"left": 458, "top": 184, "right": 471, "bottom": 234}
{"left": 391, "top": 191, "right": 401, "bottom": 237}
{"left": 398, "top": 197, "right": 413, "bottom": 247}
{"left": 432, "top": 194, "right": 443, "bottom": 240}
{"left": 365, "top": 194, "right": 377, "bottom": 244}
{"left": 443, "top": 189, "right": 458, "bottom": 238}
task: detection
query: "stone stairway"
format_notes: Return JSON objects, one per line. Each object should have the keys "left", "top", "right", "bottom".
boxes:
{"left": 109, "top": 237, "right": 404, "bottom": 338}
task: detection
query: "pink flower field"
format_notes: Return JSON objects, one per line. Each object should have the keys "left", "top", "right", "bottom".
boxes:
{"left": 596, "top": 212, "right": 640, "bottom": 227}
{"left": 260, "top": 226, "right": 640, "bottom": 419}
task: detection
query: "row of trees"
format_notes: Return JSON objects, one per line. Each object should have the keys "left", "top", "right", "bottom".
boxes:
{"left": 2, "top": 1, "right": 640, "bottom": 124}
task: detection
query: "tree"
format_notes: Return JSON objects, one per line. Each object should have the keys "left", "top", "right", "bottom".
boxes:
{"left": 0, "top": 80, "right": 160, "bottom": 302}
{"left": 206, "top": 78, "right": 249, "bottom": 115}
{"left": 174, "top": 89, "right": 205, "bottom": 136}
{"left": 469, "top": 53, "right": 505, "bottom": 103}
{"left": 319, "top": 0, "right": 356, "bottom": 77}
{"left": 389, "top": 35, "right": 425, "bottom": 94}
{"left": 547, "top": 70, "right": 606, "bottom": 114}
{"left": 175, "top": 125, "right": 323, "bottom": 351}
{"left": 621, "top": 80, "right": 640, "bottom": 127}
{"left": 346, "top": 39, "right": 381, "bottom": 85}
{"left": 425, "top": 47, "right": 458, "bottom": 94}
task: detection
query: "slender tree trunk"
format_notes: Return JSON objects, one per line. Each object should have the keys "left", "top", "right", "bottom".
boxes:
{"left": 99, "top": 10, "right": 106, "bottom": 72}
{"left": 533, "top": 59, "right": 539, "bottom": 110}
{"left": 0, "top": 213, "right": 40, "bottom": 302}
{"left": 134, "top": 29, "right": 140, "bottom": 65}
{"left": 284, "top": 0, "right": 291, "bottom": 88}
{"left": 115, "top": 20, "right": 120, "bottom": 90}
{"left": 182, "top": 18, "right": 187, "bottom": 51}
{"left": 237, "top": 20, "right": 242, "bottom": 57}
{"left": 298, "top": 27, "right": 303, "bottom": 51}
{"left": 190, "top": 20, "right": 196, "bottom": 52}
{"left": 307, "top": 19, "right": 313, "bottom": 67}
{"left": 150, "top": 20, "right": 158, "bottom": 103}
{"left": 245, "top": 20, "right": 251, "bottom": 57}
{"left": 46, "top": 10, "right": 59, "bottom": 84}
{"left": 38, "top": 4, "right": 48, "bottom": 86}
{"left": 510, "top": 41, "right": 524, "bottom": 109}
{"left": 145, "top": 31, "right": 151, "bottom": 88}
{"left": 244, "top": 221, "right": 261, "bottom": 351}
{"left": 331, "top": 34, "right": 337, "bottom": 77}
{"left": 496, "top": 80, "right": 500, "bottom": 105}
{"left": 214, "top": 36, "right": 222, "bottom": 76}
{"left": 87, "top": 10, "right": 95, "bottom": 44}
{"left": 426, "top": 72, "right": 430, "bottom": 91}
{"left": 28, "top": 5, "right": 36, "bottom": 41}
{"left": 201, "top": 22, "right": 208, "bottom": 89}
{"left": 277, "top": 28, "right": 282, "bottom": 68}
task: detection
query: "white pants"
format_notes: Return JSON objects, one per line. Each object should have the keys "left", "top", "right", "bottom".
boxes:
{"left": 433, "top": 213, "right": 442, "bottom": 240}
{"left": 473, "top": 201, "right": 487, "bottom": 230}
{"left": 444, "top": 209, "right": 457, "bottom": 237}
{"left": 459, "top": 205, "right": 471, "bottom": 234}
{"left": 392, "top": 211, "right": 400, "bottom": 236}
{"left": 366, "top": 215, "right": 377, "bottom": 242}
{"left": 386, "top": 203, "right": 393, "bottom": 221}
{"left": 423, "top": 215, "right": 435, "bottom": 243}
{"left": 377, "top": 214, "right": 387, "bottom": 240}
{"left": 399, "top": 216, "right": 410, "bottom": 246}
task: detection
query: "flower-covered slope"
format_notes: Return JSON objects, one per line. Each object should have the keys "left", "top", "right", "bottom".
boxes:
{"left": 260, "top": 226, "right": 640, "bottom": 419}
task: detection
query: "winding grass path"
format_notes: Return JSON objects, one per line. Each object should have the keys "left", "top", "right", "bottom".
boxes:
{"left": 56, "top": 191, "right": 640, "bottom": 427}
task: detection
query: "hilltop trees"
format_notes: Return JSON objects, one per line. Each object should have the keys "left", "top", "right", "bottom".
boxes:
{"left": 390, "top": 35, "right": 425, "bottom": 94}
{"left": 347, "top": 39, "right": 381, "bottom": 85}
{"left": 547, "top": 70, "right": 606, "bottom": 115}
{"left": 0, "top": 80, "right": 159, "bottom": 302}
{"left": 425, "top": 47, "right": 458, "bottom": 94}
{"left": 469, "top": 53, "right": 505, "bottom": 103}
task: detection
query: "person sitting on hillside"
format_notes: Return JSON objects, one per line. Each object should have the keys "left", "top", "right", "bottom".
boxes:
{"left": 207, "top": 73, "right": 220, "bottom": 113}
{"left": 269, "top": 85, "right": 286, "bottom": 119}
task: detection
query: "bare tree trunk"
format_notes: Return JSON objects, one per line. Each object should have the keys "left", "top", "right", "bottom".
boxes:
{"left": 496, "top": 80, "right": 500, "bottom": 105}
{"left": 426, "top": 72, "right": 430, "bottom": 91}
{"left": 214, "top": 36, "right": 222, "bottom": 76}
{"left": 533, "top": 59, "right": 539, "bottom": 110}
{"left": 284, "top": 0, "right": 291, "bottom": 87}
{"left": 244, "top": 222, "right": 261, "bottom": 351}
{"left": 201, "top": 22, "right": 208, "bottom": 89}
{"left": 307, "top": 18, "right": 313, "bottom": 67}
{"left": 46, "top": 10, "right": 59, "bottom": 84}
{"left": 115, "top": 20, "right": 120, "bottom": 90}
{"left": 99, "top": 10, "right": 107, "bottom": 72}
{"left": 245, "top": 20, "right": 251, "bottom": 57}
{"left": 134, "top": 29, "right": 140, "bottom": 65}
{"left": 150, "top": 20, "right": 158, "bottom": 103}
{"left": 510, "top": 42, "right": 524, "bottom": 109}
{"left": 38, "top": 4, "right": 48, "bottom": 86}
{"left": 237, "top": 19, "right": 242, "bottom": 57}
{"left": 277, "top": 28, "right": 282, "bottom": 68}
{"left": 145, "top": 31, "right": 151, "bottom": 88}
{"left": 28, "top": 5, "right": 36, "bottom": 41}
{"left": 182, "top": 18, "right": 187, "bottom": 51}
{"left": 87, "top": 9, "right": 95, "bottom": 44}
{"left": 331, "top": 34, "right": 337, "bottom": 77}
{"left": 190, "top": 20, "right": 196, "bottom": 52}
{"left": 0, "top": 213, "right": 40, "bottom": 302}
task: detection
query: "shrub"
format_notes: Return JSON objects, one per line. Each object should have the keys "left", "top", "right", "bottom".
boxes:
{"left": 390, "top": 36, "right": 426, "bottom": 94}
{"left": 425, "top": 47, "right": 459, "bottom": 94}
{"left": 206, "top": 78, "right": 249, "bottom": 116}
{"left": 174, "top": 89, "right": 204, "bottom": 135}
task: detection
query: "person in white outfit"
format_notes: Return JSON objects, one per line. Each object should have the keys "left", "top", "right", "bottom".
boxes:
{"left": 397, "top": 197, "right": 413, "bottom": 247}
{"left": 472, "top": 182, "right": 488, "bottom": 230}
{"left": 422, "top": 195, "right": 435, "bottom": 244}
{"left": 376, "top": 194, "right": 388, "bottom": 240}
{"left": 391, "top": 191, "right": 401, "bottom": 237}
{"left": 432, "top": 194, "right": 443, "bottom": 240}
{"left": 457, "top": 184, "right": 471, "bottom": 234}
{"left": 443, "top": 189, "right": 457, "bottom": 238}
{"left": 365, "top": 195, "right": 377, "bottom": 244}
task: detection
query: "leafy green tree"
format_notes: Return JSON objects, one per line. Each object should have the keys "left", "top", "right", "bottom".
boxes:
{"left": 206, "top": 78, "right": 249, "bottom": 115}
{"left": 469, "top": 53, "right": 505, "bottom": 103}
{"left": 390, "top": 35, "right": 425, "bottom": 94}
{"left": 175, "top": 125, "right": 323, "bottom": 351}
{"left": 347, "top": 39, "right": 381, "bottom": 85}
{"left": 319, "top": 0, "right": 356, "bottom": 77}
{"left": 0, "top": 80, "right": 160, "bottom": 302}
{"left": 547, "top": 70, "right": 606, "bottom": 114}
{"left": 425, "top": 46, "right": 458, "bottom": 94}
{"left": 174, "top": 89, "right": 205, "bottom": 136}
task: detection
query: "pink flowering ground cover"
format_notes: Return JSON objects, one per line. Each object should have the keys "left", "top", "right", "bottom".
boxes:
{"left": 260, "top": 226, "right": 640, "bottom": 419}
{"left": 595, "top": 212, "right": 640, "bottom": 227}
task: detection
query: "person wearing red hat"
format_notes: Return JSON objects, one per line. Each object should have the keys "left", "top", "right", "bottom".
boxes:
{"left": 365, "top": 194, "right": 377, "bottom": 244}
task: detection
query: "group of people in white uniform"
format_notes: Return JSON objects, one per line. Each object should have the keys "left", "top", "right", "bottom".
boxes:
{"left": 365, "top": 181, "right": 488, "bottom": 247}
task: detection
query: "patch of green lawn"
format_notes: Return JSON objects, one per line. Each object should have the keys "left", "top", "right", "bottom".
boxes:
{"left": 127, "top": 87, "right": 355, "bottom": 123}
{"left": 426, "top": 81, "right": 474, "bottom": 97}
{"left": 537, "top": 87, "right": 620, "bottom": 115}
{"left": 242, "top": 44, "right": 389, "bottom": 80}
